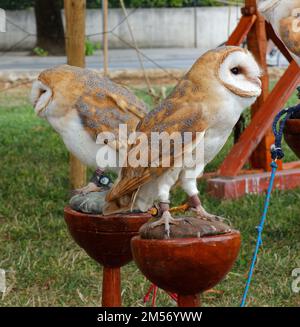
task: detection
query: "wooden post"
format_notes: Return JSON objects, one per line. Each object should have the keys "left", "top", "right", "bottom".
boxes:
{"left": 64, "top": 0, "right": 87, "bottom": 189}
{"left": 245, "top": 0, "right": 281, "bottom": 171}
{"left": 102, "top": 0, "right": 109, "bottom": 76}
{"left": 226, "top": 14, "right": 257, "bottom": 46}
{"left": 102, "top": 267, "right": 121, "bottom": 307}
{"left": 177, "top": 294, "right": 200, "bottom": 307}
{"left": 222, "top": 0, "right": 286, "bottom": 176}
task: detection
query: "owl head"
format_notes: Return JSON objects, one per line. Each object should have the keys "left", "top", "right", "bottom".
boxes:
{"left": 188, "top": 46, "right": 262, "bottom": 106}
{"left": 30, "top": 65, "right": 89, "bottom": 118}
{"left": 31, "top": 65, "right": 147, "bottom": 122}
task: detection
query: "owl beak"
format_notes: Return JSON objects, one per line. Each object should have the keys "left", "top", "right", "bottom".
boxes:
{"left": 250, "top": 77, "right": 262, "bottom": 89}
{"left": 250, "top": 77, "right": 262, "bottom": 97}
{"left": 30, "top": 80, "right": 52, "bottom": 117}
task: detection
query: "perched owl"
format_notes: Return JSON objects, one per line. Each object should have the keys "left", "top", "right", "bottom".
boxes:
{"left": 103, "top": 47, "right": 262, "bottom": 237}
{"left": 30, "top": 65, "right": 147, "bottom": 193}
{"left": 258, "top": 0, "right": 300, "bottom": 64}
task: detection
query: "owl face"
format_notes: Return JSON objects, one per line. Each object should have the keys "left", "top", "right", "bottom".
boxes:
{"left": 30, "top": 79, "right": 53, "bottom": 118}
{"left": 30, "top": 66, "right": 78, "bottom": 118}
{"left": 218, "top": 49, "right": 262, "bottom": 99}
{"left": 32, "top": 65, "right": 104, "bottom": 120}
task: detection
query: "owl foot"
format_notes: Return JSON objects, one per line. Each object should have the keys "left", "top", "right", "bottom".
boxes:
{"left": 72, "top": 182, "right": 102, "bottom": 195}
{"left": 188, "top": 194, "right": 226, "bottom": 223}
{"left": 149, "top": 211, "right": 180, "bottom": 239}
{"left": 193, "top": 208, "right": 225, "bottom": 223}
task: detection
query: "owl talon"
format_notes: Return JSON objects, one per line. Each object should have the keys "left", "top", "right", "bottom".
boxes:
{"left": 149, "top": 211, "right": 180, "bottom": 239}
{"left": 198, "top": 212, "right": 231, "bottom": 226}
{"left": 196, "top": 212, "right": 225, "bottom": 223}
{"left": 203, "top": 215, "right": 225, "bottom": 223}
{"left": 72, "top": 182, "right": 102, "bottom": 196}
{"left": 191, "top": 206, "right": 226, "bottom": 223}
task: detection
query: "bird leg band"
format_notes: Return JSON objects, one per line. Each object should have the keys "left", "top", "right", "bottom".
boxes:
{"left": 148, "top": 201, "right": 171, "bottom": 217}
{"left": 90, "top": 168, "right": 112, "bottom": 188}
{"left": 159, "top": 202, "right": 170, "bottom": 213}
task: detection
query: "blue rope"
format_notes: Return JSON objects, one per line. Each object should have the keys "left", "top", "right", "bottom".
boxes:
{"left": 240, "top": 102, "right": 300, "bottom": 307}
{"left": 240, "top": 161, "right": 277, "bottom": 307}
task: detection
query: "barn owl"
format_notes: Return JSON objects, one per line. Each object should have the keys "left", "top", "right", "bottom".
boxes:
{"left": 103, "top": 46, "right": 262, "bottom": 237}
{"left": 258, "top": 0, "right": 300, "bottom": 64}
{"left": 30, "top": 65, "right": 147, "bottom": 193}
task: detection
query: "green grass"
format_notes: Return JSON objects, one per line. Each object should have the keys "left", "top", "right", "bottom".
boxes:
{"left": 0, "top": 86, "right": 299, "bottom": 307}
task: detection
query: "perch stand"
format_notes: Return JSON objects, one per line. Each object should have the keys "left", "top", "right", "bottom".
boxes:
{"left": 64, "top": 207, "right": 150, "bottom": 307}
{"left": 131, "top": 231, "right": 241, "bottom": 307}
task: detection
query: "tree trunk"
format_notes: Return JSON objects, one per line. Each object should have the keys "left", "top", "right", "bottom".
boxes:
{"left": 34, "top": 0, "right": 65, "bottom": 55}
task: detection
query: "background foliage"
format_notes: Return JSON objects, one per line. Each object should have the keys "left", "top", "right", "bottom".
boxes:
{"left": 0, "top": 0, "right": 242, "bottom": 10}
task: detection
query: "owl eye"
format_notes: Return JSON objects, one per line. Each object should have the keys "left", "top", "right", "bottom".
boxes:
{"left": 38, "top": 89, "right": 47, "bottom": 98}
{"left": 231, "top": 67, "right": 240, "bottom": 75}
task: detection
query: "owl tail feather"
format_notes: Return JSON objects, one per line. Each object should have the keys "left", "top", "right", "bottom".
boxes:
{"left": 102, "top": 191, "right": 137, "bottom": 215}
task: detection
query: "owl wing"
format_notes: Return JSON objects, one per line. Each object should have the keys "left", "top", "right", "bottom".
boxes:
{"left": 98, "top": 77, "right": 148, "bottom": 120}
{"left": 83, "top": 73, "right": 147, "bottom": 120}
{"left": 106, "top": 90, "right": 208, "bottom": 202}
{"left": 75, "top": 74, "right": 148, "bottom": 145}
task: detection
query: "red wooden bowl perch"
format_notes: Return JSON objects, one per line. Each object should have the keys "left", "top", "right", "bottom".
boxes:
{"left": 131, "top": 231, "right": 241, "bottom": 307}
{"left": 64, "top": 207, "right": 150, "bottom": 307}
{"left": 284, "top": 119, "right": 300, "bottom": 158}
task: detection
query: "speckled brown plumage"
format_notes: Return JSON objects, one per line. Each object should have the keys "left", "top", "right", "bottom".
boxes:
{"left": 38, "top": 65, "right": 148, "bottom": 142}
{"left": 104, "top": 47, "right": 246, "bottom": 210}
